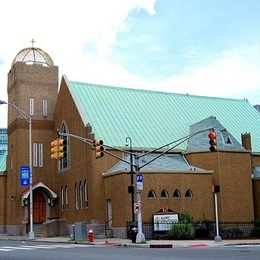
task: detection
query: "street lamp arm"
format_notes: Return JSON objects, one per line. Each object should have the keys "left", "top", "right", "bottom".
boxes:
{"left": 0, "top": 100, "right": 31, "bottom": 123}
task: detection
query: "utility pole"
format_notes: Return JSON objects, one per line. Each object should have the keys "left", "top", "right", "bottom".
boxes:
{"left": 213, "top": 185, "right": 222, "bottom": 242}
{"left": 134, "top": 154, "right": 145, "bottom": 243}
{"left": 126, "top": 137, "right": 135, "bottom": 223}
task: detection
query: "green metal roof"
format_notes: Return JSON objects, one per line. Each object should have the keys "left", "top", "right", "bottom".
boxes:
{"left": 0, "top": 150, "right": 7, "bottom": 172}
{"left": 68, "top": 79, "right": 260, "bottom": 152}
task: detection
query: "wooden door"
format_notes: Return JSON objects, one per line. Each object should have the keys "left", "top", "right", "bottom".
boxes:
{"left": 33, "top": 192, "right": 46, "bottom": 224}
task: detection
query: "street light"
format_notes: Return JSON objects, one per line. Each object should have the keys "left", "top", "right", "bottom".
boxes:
{"left": 0, "top": 100, "right": 35, "bottom": 240}
{"left": 126, "top": 137, "right": 135, "bottom": 223}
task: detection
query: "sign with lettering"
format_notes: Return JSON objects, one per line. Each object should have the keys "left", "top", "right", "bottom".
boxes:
{"left": 153, "top": 214, "right": 179, "bottom": 231}
{"left": 20, "top": 166, "right": 30, "bottom": 187}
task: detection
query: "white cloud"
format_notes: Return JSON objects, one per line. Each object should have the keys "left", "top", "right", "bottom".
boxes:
{"left": 0, "top": 0, "right": 260, "bottom": 128}
{"left": 0, "top": 0, "right": 156, "bottom": 127}
{"left": 156, "top": 55, "right": 260, "bottom": 105}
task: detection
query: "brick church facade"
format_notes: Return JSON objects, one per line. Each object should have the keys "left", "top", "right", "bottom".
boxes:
{"left": 0, "top": 45, "right": 260, "bottom": 238}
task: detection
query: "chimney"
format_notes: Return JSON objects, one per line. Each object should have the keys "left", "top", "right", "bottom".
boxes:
{"left": 241, "top": 133, "right": 252, "bottom": 150}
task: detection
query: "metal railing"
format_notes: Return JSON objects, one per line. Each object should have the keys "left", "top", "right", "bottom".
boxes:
{"left": 127, "top": 221, "right": 259, "bottom": 240}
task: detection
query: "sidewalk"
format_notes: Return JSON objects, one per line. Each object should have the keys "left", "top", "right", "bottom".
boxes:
{"left": 0, "top": 234, "right": 260, "bottom": 248}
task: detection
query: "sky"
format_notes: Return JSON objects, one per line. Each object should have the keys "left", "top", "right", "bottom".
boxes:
{"left": 0, "top": 0, "right": 260, "bottom": 127}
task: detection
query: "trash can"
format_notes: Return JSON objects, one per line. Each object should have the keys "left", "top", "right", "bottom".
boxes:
{"left": 128, "top": 222, "right": 138, "bottom": 239}
{"left": 130, "top": 227, "right": 138, "bottom": 243}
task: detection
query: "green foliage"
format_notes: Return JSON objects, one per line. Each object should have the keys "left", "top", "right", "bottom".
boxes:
{"left": 201, "top": 219, "right": 214, "bottom": 231}
{"left": 250, "top": 219, "right": 260, "bottom": 237}
{"left": 220, "top": 227, "right": 243, "bottom": 238}
{"left": 254, "top": 218, "right": 260, "bottom": 227}
{"left": 168, "top": 223, "right": 195, "bottom": 240}
{"left": 250, "top": 227, "right": 260, "bottom": 237}
{"left": 179, "top": 212, "right": 194, "bottom": 223}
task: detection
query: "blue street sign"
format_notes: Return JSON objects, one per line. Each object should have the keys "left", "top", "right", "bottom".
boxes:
{"left": 20, "top": 166, "right": 30, "bottom": 187}
{"left": 136, "top": 173, "right": 143, "bottom": 182}
{"left": 136, "top": 173, "right": 143, "bottom": 190}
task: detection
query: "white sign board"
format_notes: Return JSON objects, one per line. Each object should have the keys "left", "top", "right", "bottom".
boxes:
{"left": 153, "top": 214, "right": 179, "bottom": 231}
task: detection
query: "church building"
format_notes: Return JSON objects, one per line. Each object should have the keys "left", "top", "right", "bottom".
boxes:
{"left": 0, "top": 44, "right": 260, "bottom": 239}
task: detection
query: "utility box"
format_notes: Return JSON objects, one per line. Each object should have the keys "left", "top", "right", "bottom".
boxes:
{"left": 69, "top": 224, "right": 75, "bottom": 240}
{"left": 74, "top": 222, "right": 87, "bottom": 241}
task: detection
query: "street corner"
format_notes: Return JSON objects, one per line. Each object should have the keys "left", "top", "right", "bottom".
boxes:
{"left": 102, "top": 241, "right": 122, "bottom": 246}
{"left": 187, "top": 243, "right": 208, "bottom": 248}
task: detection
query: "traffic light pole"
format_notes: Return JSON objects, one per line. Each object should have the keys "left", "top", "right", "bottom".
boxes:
{"left": 134, "top": 154, "right": 145, "bottom": 243}
{"left": 126, "top": 137, "right": 135, "bottom": 223}
{"left": 214, "top": 191, "right": 222, "bottom": 242}
{"left": 57, "top": 127, "right": 214, "bottom": 244}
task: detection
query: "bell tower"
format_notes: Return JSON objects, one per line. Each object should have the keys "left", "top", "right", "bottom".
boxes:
{"left": 6, "top": 40, "right": 59, "bottom": 235}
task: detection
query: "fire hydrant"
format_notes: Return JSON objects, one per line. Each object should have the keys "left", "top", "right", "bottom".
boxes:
{"left": 88, "top": 230, "right": 94, "bottom": 242}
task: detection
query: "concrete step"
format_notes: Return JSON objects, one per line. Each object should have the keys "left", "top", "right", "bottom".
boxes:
{"left": 34, "top": 224, "right": 43, "bottom": 237}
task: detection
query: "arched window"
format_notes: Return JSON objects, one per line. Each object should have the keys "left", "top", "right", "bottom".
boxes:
{"left": 84, "top": 180, "right": 88, "bottom": 208}
{"left": 148, "top": 189, "right": 156, "bottom": 199}
{"left": 61, "top": 187, "right": 64, "bottom": 211}
{"left": 59, "top": 122, "right": 69, "bottom": 170}
{"left": 75, "top": 183, "right": 79, "bottom": 209}
{"left": 79, "top": 181, "right": 84, "bottom": 209}
{"left": 173, "top": 189, "right": 181, "bottom": 198}
{"left": 65, "top": 186, "right": 69, "bottom": 210}
{"left": 160, "top": 189, "right": 169, "bottom": 198}
{"left": 185, "top": 189, "right": 193, "bottom": 198}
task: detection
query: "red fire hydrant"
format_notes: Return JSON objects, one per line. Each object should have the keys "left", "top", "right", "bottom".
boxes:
{"left": 88, "top": 230, "right": 94, "bottom": 242}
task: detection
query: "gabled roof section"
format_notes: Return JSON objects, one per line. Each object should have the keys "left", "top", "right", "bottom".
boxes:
{"left": 66, "top": 76, "right": 260, "bottom": 152}
{"left": 187, "top": 116, "right": 245, "bottom": 151}
{"left": 21, "top": 181, "right": 58, "bottom": 199}
{"left": 104, "top": 153, "right": 207, "bottom": 175}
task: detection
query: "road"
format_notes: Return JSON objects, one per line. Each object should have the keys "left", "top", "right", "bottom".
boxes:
{"left": 0, "top": 240, "right": 260, "bottom": 260}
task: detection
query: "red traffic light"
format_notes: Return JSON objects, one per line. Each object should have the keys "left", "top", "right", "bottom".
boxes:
{"left": 208, "top": 132, "right": 216, "bottom": 139}
{"left": 208, "top": 131, "right": 217, "bottom": 152}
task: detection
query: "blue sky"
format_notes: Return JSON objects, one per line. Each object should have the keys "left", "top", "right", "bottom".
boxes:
{"left": 0, "top": 0, "right": 260, "bottom": 127}
{"left": 114, "top": 0, "right": 260, "bottom": 80}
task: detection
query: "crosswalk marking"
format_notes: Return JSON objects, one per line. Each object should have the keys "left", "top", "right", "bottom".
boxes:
{"left": 0, "top": 246, "right": 35, "bottom": 251}
{"left": 233, "top": 244, "right": 260, "bottom": 248}
{"left": 0, "top": 243, "right": 92, "bottom": 253}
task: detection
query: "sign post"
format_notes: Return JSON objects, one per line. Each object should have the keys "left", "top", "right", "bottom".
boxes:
{"left": 135, "top": 169, "right": 145, "bottom": 243}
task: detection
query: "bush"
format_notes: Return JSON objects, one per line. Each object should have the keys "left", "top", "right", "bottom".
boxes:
{"left": 180, "top": 212, "right": 194, "bottom": 223}
{"left": 168, "top": 223, "right": 195, "bottom": 240}
{"left": 250, "top": 219, "right": 260, "bottom": 237}
{"left": 202, "top": 219, "right": 214, "bottom": 231}
{"left": 254, "top": 219, "right": 260, "bottom": 227}
{"left": 250, "top": 227, "right": 260, "bottom": 237}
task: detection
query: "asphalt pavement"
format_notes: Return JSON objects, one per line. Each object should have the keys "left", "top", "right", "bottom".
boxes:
{"left": 0, "top": 234, "right": 260, "bottom": 248}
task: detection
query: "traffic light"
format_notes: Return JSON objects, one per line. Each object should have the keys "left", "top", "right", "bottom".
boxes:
{"left": 57, "top": 138, "right": 67, "bottom": 159}
{"left": 51, "top": 138, "right": 67, "bottom": 159}
{"left": 51, "top": 139, "right": 60, "bottom": 159}
{"left": 208, "top": 131, "right": 217, "bottom": 152}
{"left": 128, "top": 185, "right": 135, "bottom": 194}
{"left": 94, "top": 139, "right": 104, "bottom": 159}
{"left": 212, "top": 185, "right": 220, "bottom": 193}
